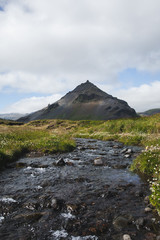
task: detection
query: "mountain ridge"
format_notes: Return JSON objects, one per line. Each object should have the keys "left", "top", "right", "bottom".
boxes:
{"left": 19, "top": 80, "right": 138, "bottom": 122}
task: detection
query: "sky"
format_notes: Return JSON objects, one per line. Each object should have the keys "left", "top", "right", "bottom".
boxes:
{"left": 0, "top": 0, "right": 160, "bottom": 114}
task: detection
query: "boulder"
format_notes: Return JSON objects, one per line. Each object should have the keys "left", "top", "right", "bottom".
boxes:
{"left": 56, "top": 158, "right": 66, "bottom": 166}
{"left": 123, "top": 234, "right": 132, "bottom": 240}
{"left": 93, "top": 158, "right": 103, "bottom": 166}
{"left": 113, "top": 216, "right": 129, "bottom": 230}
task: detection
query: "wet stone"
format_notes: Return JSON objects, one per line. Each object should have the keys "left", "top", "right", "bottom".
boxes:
{"left": 72, "top": 157, "right": 80, "bottom": 160}
{"left": 112, "top": 152, "right": 119, "bottom": 156}
{"left": 50, "top": 198, "right": 57, "bottom": 208}
{"left": 56, "top": 158, "right": 66, "bottom": 166}
{"left": 121, "top": 148, "right": 128, "bottom": 153}
{"left": 123, "top": 234, "right": 132, "bottom": 240}
{"left": 135, "top": 217, "right": 144, "bottom": 230}
{"left": 125, "top": 154, "right": 131, "bottom": 158}
{"left": 93, "top": 158, "right": 103, "bottom": 166}
{"left": 77, "top": 146, "right": 85, "bottom": 150}
{"left": 135, "top": 190, "right": 144, "bottom": 197}
{"left": 144, "top": 196, "right": 150, "bottom": 204}
{"left": 38, "top": 164, "right": 49, "bottom": 168}
{"left": 67, "top": 204, "right": 78, "bottom": 213}
{"left": 145, "top": 207, "right": 152, "bottom": 213}
{"left": 38, "top": 195, "right": 50, "bottom": 207}
{"left": 75, "top": 177, "right": 89, "bottom": 183}
{"left": 39, "top": 195, "right": 62, "bottom": 209}
{"left": 41, "top": 180, "right": 50, "bottom": 187}
{"left": 113, "top": 163, "right": 129, "bottom": 169}
{"left": 30, "top": 163, "right": 41, "bottom": 168}
{"left": 16, "top": 162, "right": 27, "bottom": 168}
{"left": 23, "top": 200, "right": 38, "bottom": 211}
{"left": 14, "top": 212, "right": 44, "bottom": 222}
{"left": 113, "top": 216, "right": 129, "bottom": 230}
{"left": 126, "top": 149, "right": 132, "bottom": 154}
{"left": 66, "top": 161, "right": 74, "bottom": 166}
{"left": 113, "top": 144, "right": 122, "bottom": 149}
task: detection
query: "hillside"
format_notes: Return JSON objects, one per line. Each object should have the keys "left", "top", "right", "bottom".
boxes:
{"left": 19, "top": 80, "right": 137, "bottom": 122}
{"left": 139, "top": 108, "right": 160, "bottom": 116}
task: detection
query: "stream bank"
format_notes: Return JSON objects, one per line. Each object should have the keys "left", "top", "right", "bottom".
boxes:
{"left": 0, "top": 138, "right": 159, "bottom": 239}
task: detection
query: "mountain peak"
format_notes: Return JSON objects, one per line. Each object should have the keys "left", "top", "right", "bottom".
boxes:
{"left": 72, "top": 80, "right": 112, "bottom": 100}
{"left": 19, "top": 81, "right": 138, "bottom": 122}
{"left": 73, "top": 80, "right": 96, "bottom": 91}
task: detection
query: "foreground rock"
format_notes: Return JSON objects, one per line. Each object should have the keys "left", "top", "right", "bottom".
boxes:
{"left": 93, "top": 158, "right": 103, "bottom": 166}
{"left": 123, "top": 234, "right": 132, "bottom": 240}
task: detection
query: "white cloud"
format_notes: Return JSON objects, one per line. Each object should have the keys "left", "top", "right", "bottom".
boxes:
{"left": 0, "top": 0, "right": 160, "bottom": 111}
{"left": 0, "top": 1, "right": 160, "bottom": 90}
{"left": 2, "top": 94, "right": 62, "bottom": 114}
{"left": 0, "top": 72, "right": 71, "bottom": 93}
{"left": 115, "top": 81, "right": 160, "bottom": 112}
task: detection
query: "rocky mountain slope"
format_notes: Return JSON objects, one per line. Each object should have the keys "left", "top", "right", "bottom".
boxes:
{"left": 19, "top": 80, "right": 138, "bottom": 122}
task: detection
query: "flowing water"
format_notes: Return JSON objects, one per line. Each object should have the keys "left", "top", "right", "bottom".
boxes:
{"left": 0, "top": 138, "right": 159, "bottom": 240}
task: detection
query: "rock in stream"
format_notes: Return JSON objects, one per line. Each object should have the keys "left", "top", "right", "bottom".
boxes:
{"left": 0, "top": 138, "right": 159, "bottom": 240}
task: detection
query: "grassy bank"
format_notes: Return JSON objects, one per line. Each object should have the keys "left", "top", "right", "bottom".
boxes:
{"left": 0, "top": 115, "right": 160, "bottom": 214}
{"left": 0, "top": 123, "right": 75, "bottom": 170}
{"left": 70, "top": 115, "right": 160, "bottom": 214}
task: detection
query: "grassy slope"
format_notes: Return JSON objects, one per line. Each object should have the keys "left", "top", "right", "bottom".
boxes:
{"left": 140, "top": 108, "right": 160, "bottom": 116}
{"left": 0, "top": 120, "right": 75, "bottom": 169}
{"left": 0, "top": 115, "right": 160, "bottom": 214}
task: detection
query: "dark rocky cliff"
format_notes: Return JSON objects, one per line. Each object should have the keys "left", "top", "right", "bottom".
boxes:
{"left": 19, "top": 80, "right": 138, "bottom": 122}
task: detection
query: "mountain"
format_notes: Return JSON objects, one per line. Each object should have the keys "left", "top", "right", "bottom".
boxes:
{"left": 0, "top": 113, "right": 28, "bottom": 121}
{"left": 139, "top": 108, "right": 160, "bottom": 116}
{"left": 19, "top": 80, "right": 138, "bottom": 122}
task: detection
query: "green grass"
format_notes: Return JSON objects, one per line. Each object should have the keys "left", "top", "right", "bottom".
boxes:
{"left": 0, "top": 119, "right": 23, "bottom": 126}
{"left": 130, "top": 145, "right": 160, "bottom": 214}
{"left": 0, "top": 114, "right": 160, "bottom": 214}
{"left": 0, "top": 124, "right": 75, "bottom": 170}
{"left": 71, "top": 115, "right": 160, "bottom": 214}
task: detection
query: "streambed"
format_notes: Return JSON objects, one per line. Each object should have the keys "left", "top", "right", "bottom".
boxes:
{"left": 0, "top": 138, "right": 159, "bottom": 240}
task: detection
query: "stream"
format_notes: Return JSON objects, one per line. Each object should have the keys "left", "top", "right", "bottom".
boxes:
{"left": 0, "top": 138, "right": 159, "bottom": 240}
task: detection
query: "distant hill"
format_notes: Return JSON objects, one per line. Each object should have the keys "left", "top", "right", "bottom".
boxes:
{"left": 0, "top": 118, "right": 23, "bottom": 125}
{"left": 0, "top": 113, "right": 28, "bottom": 121}
{"left": 139, "top": 108, "right": 160, "bottom": 116}
{"left": 18, "top": 80, "right": 138, "bottom": 123}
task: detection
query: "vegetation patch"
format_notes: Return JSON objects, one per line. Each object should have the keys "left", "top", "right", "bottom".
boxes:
{"left": 131, "top": 145, "right": 160, "bottom": 215}
{"left": 0, "top": 114, "right": 160, "bottom": 213}
{"left": 71, "top": 115, "right": 160, "bottom": 214}
{"left": 0, "top": 125, "right": 75, "bottom": 170}
{"left": 0, "top": 119, "right": 23, "bottom": 126}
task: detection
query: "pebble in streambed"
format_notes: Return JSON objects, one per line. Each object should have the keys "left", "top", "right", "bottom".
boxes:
{"left": 0, "top": 138, "right": 159, "bottom": 240}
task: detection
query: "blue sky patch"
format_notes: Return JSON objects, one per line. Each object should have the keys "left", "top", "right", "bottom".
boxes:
{"left": 118, "top": 68, "right": 160, "bottom": 89}
{"left": 0, "top": 91, "right": 48, "bottom": 112}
